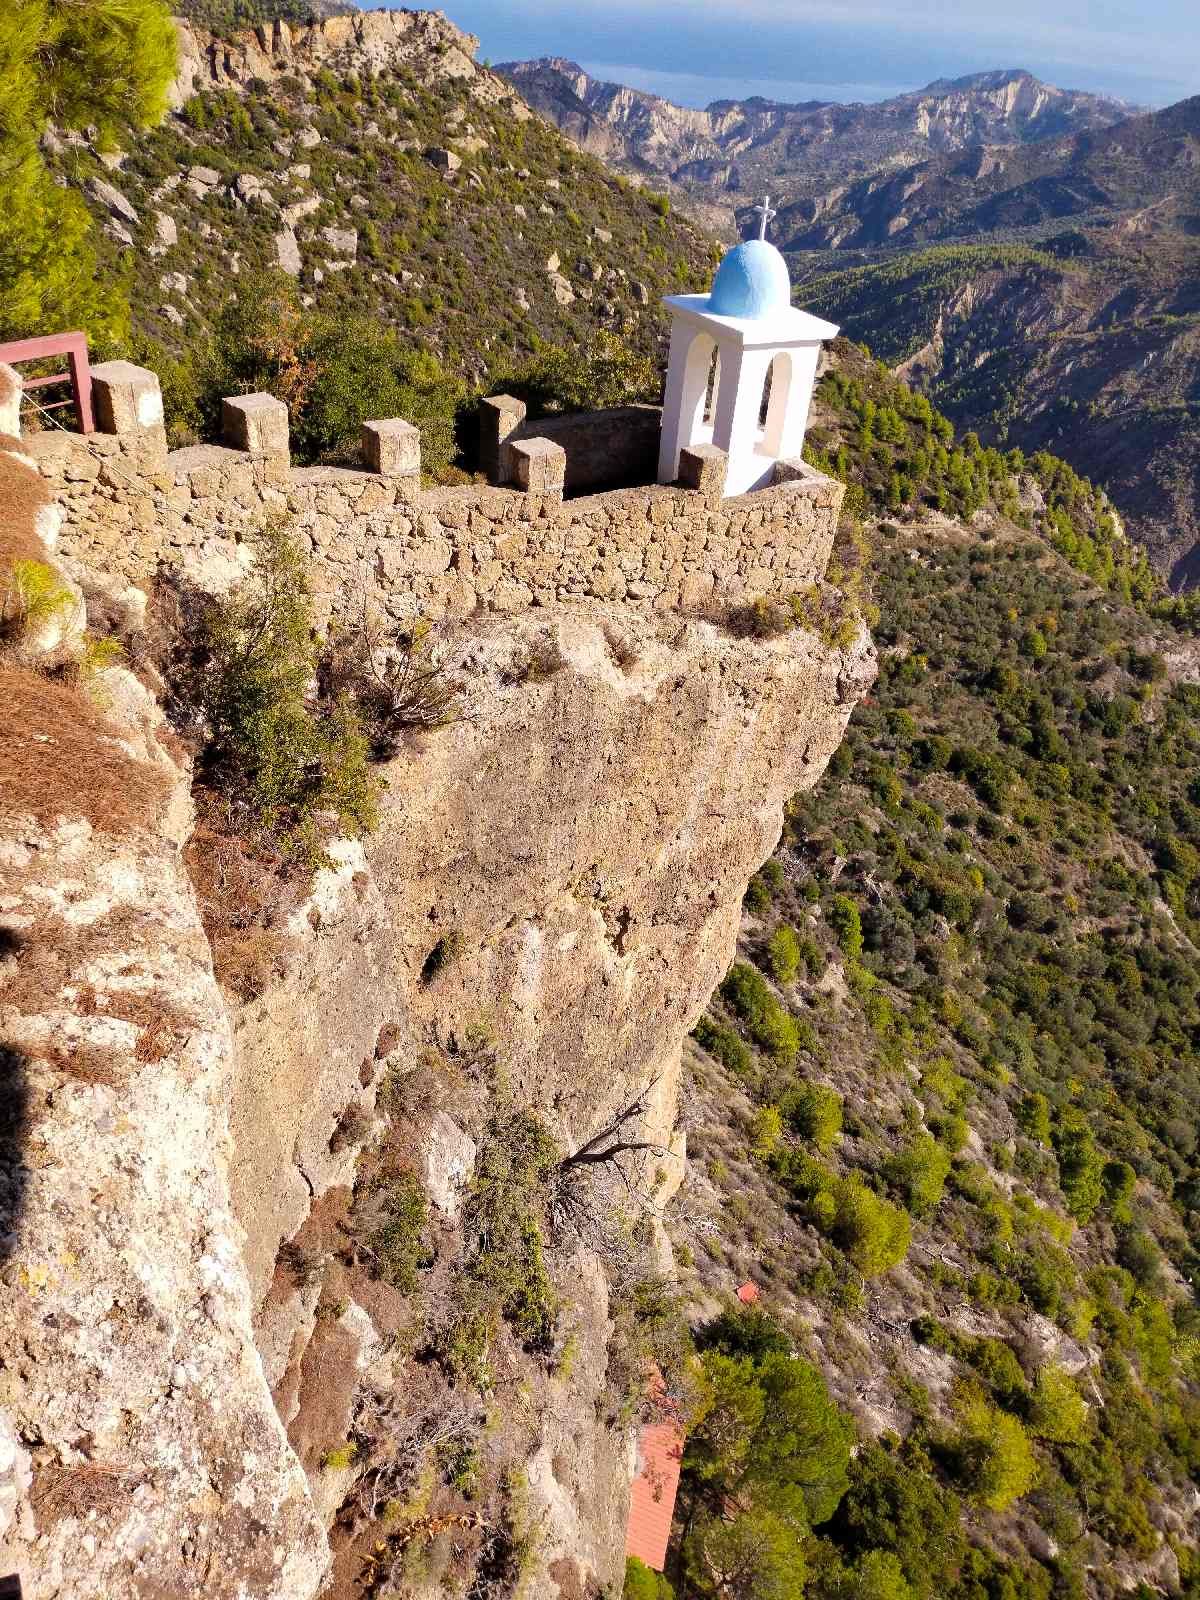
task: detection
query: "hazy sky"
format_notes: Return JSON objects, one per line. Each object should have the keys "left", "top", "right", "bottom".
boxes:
{"left": 374, "top": 0, "right": 1200, "bottom": 109}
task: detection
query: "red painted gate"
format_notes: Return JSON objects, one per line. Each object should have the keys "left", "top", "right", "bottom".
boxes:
{"left": 0, "top": 331, "right": 94, "bottom": 433}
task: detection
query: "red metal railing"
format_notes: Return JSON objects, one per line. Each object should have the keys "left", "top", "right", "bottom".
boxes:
{"left": 0, "top": 331, "right": 93, "bottom": 434}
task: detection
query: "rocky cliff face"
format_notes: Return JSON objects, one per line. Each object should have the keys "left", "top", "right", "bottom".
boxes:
{"left": 169, "top": 7, "right": 493, "bottom": 108}
{"left": 0, "top": 437, "right": 326, "bottom": 1596}
{"left": 0, "top": 420, "right": 872, "bottom": 1595}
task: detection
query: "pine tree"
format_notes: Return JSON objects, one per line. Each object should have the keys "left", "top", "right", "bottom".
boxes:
{"left": 0, "top": 0, "right": 177, "bottom": 340}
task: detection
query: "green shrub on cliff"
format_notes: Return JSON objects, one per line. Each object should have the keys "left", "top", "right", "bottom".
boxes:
{"left": 444, "top": 1103, "right": 561, "bottom": 1382}
{"left": 191, "top": 273, "right": 465, "bottom": 475}
{"left": 193, "top": 516, "right": 379, "bottom": 862}
{"left": 720, "top": 962, "right": 802, "bottom": 1067}
{"left": 944, "top": 1395, "right": 1037, "bottom": 1512}
{"left": 828, "top": 1174, "right": 911, "bottom": 1276}
{"left": 782, "top": 1082, "right": 843, "bottom": 1154}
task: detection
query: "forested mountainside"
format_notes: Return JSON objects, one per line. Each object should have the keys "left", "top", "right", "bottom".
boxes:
{"left": 24, "top": 7, "right": 716, "bottom": 439}
{"left": 176, "top": 0, "right": 355, "bottom": 30}
{"left": 791, "top": 97, "right": 1200, "bottom": 588}
{"left": 664, "top": 341, "right": 1200, "bottom": 1600}
{"left": 496, "top": 61, "right": 1134, "bottom": 225}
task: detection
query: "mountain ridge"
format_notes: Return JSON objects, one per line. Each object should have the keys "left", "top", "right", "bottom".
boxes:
{"left": 496, "top": 57, "right": 1140, "bottom": 227}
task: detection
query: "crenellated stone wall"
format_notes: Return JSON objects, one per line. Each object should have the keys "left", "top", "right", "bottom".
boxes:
{"left": 12, "top": 360, "right": 844, "bottom": 622}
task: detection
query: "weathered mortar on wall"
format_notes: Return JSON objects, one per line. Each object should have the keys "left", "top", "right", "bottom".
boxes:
{"left": 9, "top": 360, "right": 845, "bottom": 621}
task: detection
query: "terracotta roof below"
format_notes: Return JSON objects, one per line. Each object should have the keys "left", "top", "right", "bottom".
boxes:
{"left": 625, "top": 1417, "right": 684, "bottom": 1571}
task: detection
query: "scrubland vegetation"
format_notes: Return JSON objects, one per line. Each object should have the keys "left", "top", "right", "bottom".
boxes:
{"left": 673, "top": 344, "right": 1200, "bottom": 1598}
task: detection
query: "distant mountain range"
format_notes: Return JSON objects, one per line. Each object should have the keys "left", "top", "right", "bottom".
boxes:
{"left": 496, "top": 60, "right": 1139, "bottom": 231}
{"left": 501, "top": 58, "right": 1200, "bottom": 587}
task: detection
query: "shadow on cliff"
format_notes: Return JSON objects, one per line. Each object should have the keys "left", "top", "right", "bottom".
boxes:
{"left": 0, "top": 1024, "right": 31, "bottom": 1266}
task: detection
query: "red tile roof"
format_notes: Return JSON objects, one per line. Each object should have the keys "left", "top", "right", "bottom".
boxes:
{"left": 736, "top": 1280, "right": 760, "bottom": 1304}
{"left": 626, "top": 1417, "right": 684, "bottom": 1571}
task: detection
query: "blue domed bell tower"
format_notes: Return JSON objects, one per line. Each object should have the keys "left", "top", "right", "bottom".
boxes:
{"left": 657, "top": 198, "right": 839, "bottom": 497}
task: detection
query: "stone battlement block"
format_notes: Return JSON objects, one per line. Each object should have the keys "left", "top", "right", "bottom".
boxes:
{"left": 509, "top": 436, "right": 565, "bottom": 501}
{"left": 679, "top": 443, "right": 727, "bottom": 503}
{"left": 90, "top": 361, "right": 164, "bottom": 436}
{"left": 480, "top": 393, "right": 528, "bottom": 485}
{"left": 222, "top": 392, "right": 289, "bottom": 457}
{"left": 362, "top": 417, "right": 421, "bottom": 478}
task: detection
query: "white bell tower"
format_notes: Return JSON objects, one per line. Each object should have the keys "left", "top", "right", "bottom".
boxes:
{"left": 657, "top": 198, "right": 839, "bottom": 498}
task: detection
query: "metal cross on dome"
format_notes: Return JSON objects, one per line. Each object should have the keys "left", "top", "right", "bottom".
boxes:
{"left": 751, "top": 195, "right": 777, "bottom": 240}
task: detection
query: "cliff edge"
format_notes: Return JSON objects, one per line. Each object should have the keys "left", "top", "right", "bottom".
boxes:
{"left": 0, "top": 387, "right": 873, "bottom": 1594}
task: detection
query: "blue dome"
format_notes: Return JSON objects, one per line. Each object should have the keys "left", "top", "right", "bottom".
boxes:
{"left": 708, "top": 238, "right": 792, "bottom": 319}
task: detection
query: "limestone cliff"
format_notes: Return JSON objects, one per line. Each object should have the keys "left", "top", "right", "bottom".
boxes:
{"left": 0, "top": 438, "right": 326, "bottom": 1595}
{"left": 0, "top": 404, "right": 872, "bottom": 1594}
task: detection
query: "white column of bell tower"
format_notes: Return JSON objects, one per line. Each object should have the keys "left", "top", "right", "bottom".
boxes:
{"left": 710, "top": 343, "right": 775, "bottom": 498}
{"left": 658, "top": 323, "right": 718, "bottom": 485}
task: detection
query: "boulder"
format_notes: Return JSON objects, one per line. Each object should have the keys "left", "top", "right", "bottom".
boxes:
{"left": 421, "top": 1113, "right": 478, "bottom": 1218}
{"left": 88, "top": 177, "right": 138, "bottom": 224}
{"left": 275, "top": 228, "right": 302, "bottom": 276}
{"left": 320, "top": 225, "right": 358, "bottom": 258}
{"left": 425, "top": 146, "right": 462, "bottom": 173}
{"left": 281, "top": 195, "right": 321, "bottom": 228}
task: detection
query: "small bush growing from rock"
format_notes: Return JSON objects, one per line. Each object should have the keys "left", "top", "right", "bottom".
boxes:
{"left": 0, "top": 558, "right": 75, "bottom": 652}
{"left": 328, "top": 1099, "right": 372, "bottom": 1155}
{"left": 277, "top": 1237, "right": 321, "bottom": 1287}
{"left": 443, "top": 1104, "right": 561, "bottom": 1382}
{"left": 504, "top": 635, "right": 568, "bottom": 685}
{"left": 355, "top": 1159, "right": 429, "bottom": 1293}
{"left": 322, "top": 607, "right": 464, "bottom": 758}
{"left": 321, "top": 1441, "right": 357, "bottom": 1472}
{"left": 191, "top": 517, "right": 379, "bottom": 866}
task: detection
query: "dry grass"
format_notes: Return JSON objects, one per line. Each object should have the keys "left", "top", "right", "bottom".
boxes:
{"left": 0, "top": 666, "right": 166, "bottom": 834}
{"left": 31, "top": 1461, "right": 134, "bottom": 1529}
{"left": 183, "top": 808, "right": 301, "bottom": 1000}
{"left": 43, "top": 1040, "right": 125, "bottom": 1087}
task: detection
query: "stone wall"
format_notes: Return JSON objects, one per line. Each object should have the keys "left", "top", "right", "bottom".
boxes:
{"left": 480, "top": 397, "right": 662, "bottom": 494}
{"left": 14, "top": 361, "right": 844, "bottom": 624}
